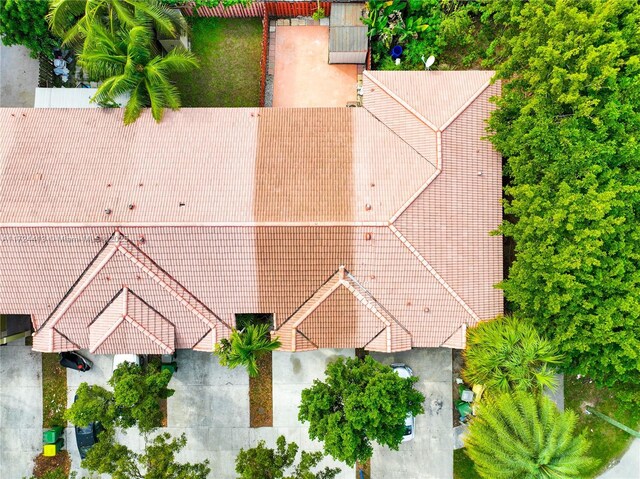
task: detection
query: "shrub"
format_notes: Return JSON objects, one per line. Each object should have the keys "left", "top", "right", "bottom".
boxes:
{"left": 0, "top": 0, "right": 59, "bottom": 58}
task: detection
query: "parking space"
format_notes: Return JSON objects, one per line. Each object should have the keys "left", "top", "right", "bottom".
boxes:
{"left": 371, "top": 348, "right": 453, "bottom": 479}
{"left": 0, "top": 339, "right": 42, "bottom": 479}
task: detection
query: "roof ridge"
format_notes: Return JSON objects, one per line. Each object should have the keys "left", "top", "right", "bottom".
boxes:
{"left": 122, "top": 314, "right": 174, "bottom": 354}
{"left": 439, "top": 79, "right": 492, "bottom": 132}
{"left": 388, "top": 224, "right": 480, "bottom": 322}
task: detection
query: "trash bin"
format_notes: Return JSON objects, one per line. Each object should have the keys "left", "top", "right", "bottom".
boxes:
{"left": 43, "top": 438, "right": 64, "bottom": 457}
{"left": 390, "top": 45, "right": 403, "bottom": 60}
{"left": 455, "top": 400, "right": 473, "bottom": 419}
{"left": 43, "top": 426, "right": 64, "bottom": 444}
{"left": 161, "top": 362, "right": 178, "bottom": 374}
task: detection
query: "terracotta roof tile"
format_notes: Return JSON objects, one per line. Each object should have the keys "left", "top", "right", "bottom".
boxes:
{"left": 0, "top": 71, "right": 503, "bottom": 353}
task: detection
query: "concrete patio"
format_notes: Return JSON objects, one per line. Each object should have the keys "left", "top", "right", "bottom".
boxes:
{"left": 272, "top": 26, "right": 358, "bottom": 107}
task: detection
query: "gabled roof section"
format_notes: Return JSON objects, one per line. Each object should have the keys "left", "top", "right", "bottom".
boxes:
{"left": 363, "top": 70, "right": 494, "bottom": 131}
{"left": 276, "top": 266, "right": 412, "bottom": 352}
{"left": 34, "top": 231, "right": 230, "bottom": 352}
{"left": 89, "top": 288, "right": 175, "bottom": 354}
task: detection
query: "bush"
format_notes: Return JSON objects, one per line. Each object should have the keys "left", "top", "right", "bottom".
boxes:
{"left": 0, "top": 0, "right": 58, "bottom": 57}
{"left": 463, "top": 316, "right": 562, "bottom": 396}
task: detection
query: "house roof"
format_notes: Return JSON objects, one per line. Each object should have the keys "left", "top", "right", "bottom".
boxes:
{"left": 0, "top": 71, "right": 503, "bottom": 353}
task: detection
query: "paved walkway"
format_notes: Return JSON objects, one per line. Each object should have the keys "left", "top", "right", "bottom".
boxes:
{"left": 272, "top": 26, "right": 358, "bottom": 107}
{"left": 0, "top": 339, "right": 42, "bottom": 479}
{"left": 599, "top": 439, "right": 640, "bottom": 479}
{"left": 0, "top": 40, "right": 39, "bottom": 107}
{"left": 371, "top": 348, "right": 453, "bottom": 479}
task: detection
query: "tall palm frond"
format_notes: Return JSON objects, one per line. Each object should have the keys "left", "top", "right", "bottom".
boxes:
{"left": 80, "top": 23, "right": 198, "bottom": 124}
{"left": 463, "top": 315, "right": 563, "bottom": 396}
{"left": 215, "top": 324, "right": 282, "bottom": 377}
{"left": 48, "top": 0, "right": 187, "bottom": 49}
{"left": 465, "top": 392, "right": 599, "bottom": 478}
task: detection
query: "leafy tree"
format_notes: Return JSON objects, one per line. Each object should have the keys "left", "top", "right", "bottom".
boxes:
{"left": 0, "top": 0, "right": 59, "bottom": 57}
{"left": 83, "top": 430, "right": 210, "bottom": 479}
{"left": 484, "top": 0, "right": 640, "bottom": 402}
{"left": 65, "top": 361, "right": 173, "bottom": 432}
{"left": 161, "top": 0, "right": 252, "bottom": 8}
{"left": 65, "top": 382, "right": 118, "bottom": 429}
{"left": 463, "top": 316, "right": 562, "bottom": 395}
{"left": 465, "top": 392, "right": 598, "bottom": 478}
{"left": 48, "top": 0, "right": 186, "bottom": 49}
{"left": 298, "top": 356, "right": 425, "bottom": 466}
{"left": 235, "top": 435, "right": 341, "bottom": 479}
{"left": 215, "top": 323, "right": 282, "bottom": 377}
{"left": 78, "top": 21, "right": 199, "bottom": 124}
{"left": 108, "top": 361, "right": 174, "bottom": 432}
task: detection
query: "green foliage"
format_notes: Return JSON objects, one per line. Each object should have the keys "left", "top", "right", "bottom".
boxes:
{"left": 83, "top": 430, "right": 210, "bottom": 479}
{"left": 235, "top": 435, "right": 341, "bottom": 479}
{"left": 215, "top": 323, "right": 281, "bottom": 377}
{"left": 79, "top": 21, "right": 199, "bottom": 124}
{"left": 65, "top": 382, "right": 118, "bottom": 429}
{"left": 25, "top": 467, "right": 77, "bottom": 479}
{"left": 463, "top": 316, "right": 562, "bottom": 396}
{"left": 0, "top": 0, "right": 59, "bottom": 58}
{"left": 298, "top": 356, "right": 425, "bottom": 466}
{"left": 465, "top": 392, "right": 599, "bottom": 478}
{"left": 487, "top": 0, "right": 640, "bottom": 401}
{"left": 108, "top": 361, "right": 174, "bottom": 432}
{"left": 65, "top": 362, "right": 173, "bottom": 432}
{"left": 364, "top": 0, "right": 443, "bottom": 70}
{"left": 48, "top": 0, "right": 186, "bottom": 50}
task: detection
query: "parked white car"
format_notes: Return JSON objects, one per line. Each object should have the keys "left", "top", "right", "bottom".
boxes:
{"left": 392, "top": 363, "right": 415, "bottom": 442}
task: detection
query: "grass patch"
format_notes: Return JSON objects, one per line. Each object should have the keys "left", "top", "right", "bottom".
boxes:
{"left": 249, "top": 352, "right": 273, "bottom": 427}
{"left": 42, "top": 353, "right": 67, "bottom": 428}
{"left": 453, "top": 449, "right": 480, "bottom": 479}
{"left": 565, "top": 375, "right": 640, "bottom": 477}
{"left": 173, "top": 17, "right": 262, "bottom": 107}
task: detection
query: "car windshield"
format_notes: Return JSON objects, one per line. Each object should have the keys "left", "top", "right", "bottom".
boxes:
{"left": 404, "top": 425, "right": 413, "bottom": 436}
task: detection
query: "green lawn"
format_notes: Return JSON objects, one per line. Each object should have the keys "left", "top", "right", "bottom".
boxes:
{"left": 453, "top": 448, "right": 480, "bottom": 479}
{"left": 173, "top": 17, "right": 263, "bottom": 107}
{"left": 565, "top": 375, "right": 640, "bottom": 477}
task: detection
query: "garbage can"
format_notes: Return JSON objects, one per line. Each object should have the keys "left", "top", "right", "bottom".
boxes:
{"left": 43, "top": 438, "right": 64, "bottom": 457}
{"left": 43, "top": 426, "right": 64, "bottom": 444}
{"left": 161, "top": 362, "right": 178, "bottom": 374}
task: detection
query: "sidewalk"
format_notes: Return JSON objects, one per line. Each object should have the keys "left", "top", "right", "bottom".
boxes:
{"left": 599, "top": 439, "right": 640, "bottom": 479}
{"left": 0, "top": 40, "right": 39, "bottom": 107}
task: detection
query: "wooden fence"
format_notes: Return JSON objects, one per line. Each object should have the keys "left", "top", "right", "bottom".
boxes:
{"left": 181, "top": 1, "right": 331, "bottom": 18}
{"left": 38, "top": 55, "right": 55, "bottom": 88}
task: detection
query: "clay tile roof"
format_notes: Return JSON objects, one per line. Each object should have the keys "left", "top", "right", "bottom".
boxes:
{"left": 0, "top": 70, "right": 503, "bottom": 354}
{"left": 89, "top": 288, "right": 175, "bottom": 354}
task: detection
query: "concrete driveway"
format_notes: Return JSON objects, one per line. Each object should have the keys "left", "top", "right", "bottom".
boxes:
{"left": 0, "top": 339, "right": 42, "bottom": 479}
{"left": 371, "top": 348, "right": 453, "bottom": 479}
{"left": 65, "top": 348, "right": 354, "bottom": 478}
{"left": 0, "top": 40, "right": 39, "bottom": 107}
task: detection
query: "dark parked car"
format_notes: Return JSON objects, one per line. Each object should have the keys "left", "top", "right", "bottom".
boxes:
{"left": 73, "top": 395, "right": 103, "bottom": 459}
{"left": 59, "top": 351, "right": 93, "bottom": 372}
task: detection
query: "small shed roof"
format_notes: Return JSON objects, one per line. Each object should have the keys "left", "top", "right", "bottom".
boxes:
{"left": 329, "top": 4, "right": 368, "bottom": 54}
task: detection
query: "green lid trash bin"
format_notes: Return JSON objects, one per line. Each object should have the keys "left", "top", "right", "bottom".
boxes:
{"left": 161, "top": 362, "right": 178, "bottom": 374}
{"left": 455, "top": 400, "right": 473, "bottom": 418}
{"left": 43, "top": 426, "right": 64, "bottom": 444}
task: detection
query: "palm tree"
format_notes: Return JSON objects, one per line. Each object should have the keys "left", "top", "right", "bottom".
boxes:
{"left": 48, "top": 0, "right": 186, "bottom": 49}
{"left": 463, "top": 315, "right": 562, "bottom": 396}
{"left": 79, "top": 23, "right": 198, "bottom": 124}
{"left": 214, "top": 324, "right": 282, "bottom": 377}
{"left": 465, "top": 392, "right": 598, "bottom": 478}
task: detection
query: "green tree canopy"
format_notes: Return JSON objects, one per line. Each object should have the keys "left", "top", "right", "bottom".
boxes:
{"left": 484, "top": 0, "right": 640, "bottom": 401}
{"left": 463, "top": 316, "right": 562, "bottom": 395}
{"left": 235, "top": 435, "right": 340, "bottom": 479}
{"left": 298, "top": 356, "right": 425, "bottom": 466}
{"left": 0, "top": 0, "right": 59, "bottom": 57}
{"left": 65, "top": 361, "right": 174, "bottom": 432}
{"left": 465, "top": 392, "right": 598, "bottom": 478}
{"left": 215, "top": 323, "right": 282, "bottom": 377}
{"left": 83, "top": 430, "right": 210, "bottom": 479}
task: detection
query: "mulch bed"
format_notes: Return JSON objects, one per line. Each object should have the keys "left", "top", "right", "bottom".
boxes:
{"left": 249, "top": 352, "right": 273, "bottom": 427}
{"left": 32, "top": 451, "right": 70, "bottom": 478}
{"left": 356, "top": 459, "right": 371, "bottom": 479}
{"left": 41, "top": 353, "right": 67, "bottom": 429}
